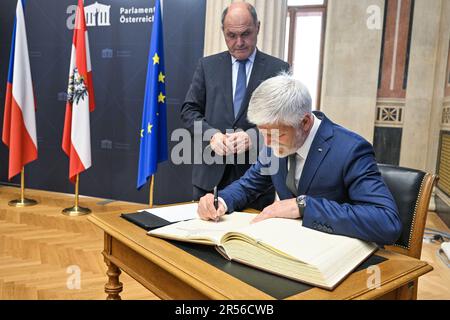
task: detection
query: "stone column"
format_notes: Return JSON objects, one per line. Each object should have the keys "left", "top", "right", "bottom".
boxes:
{"left": 400, "top": 0, "right": 448, "bottom": 170}
{"left": 429, "top": 0, "right": 450, "bottom": 212}
{"left": 320, "top": 0, "right": 384, "bottom": 142}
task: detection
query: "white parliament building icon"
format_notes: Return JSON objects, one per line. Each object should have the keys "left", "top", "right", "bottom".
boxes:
{"left": 84, "top": 2, "right": 111, "bottom": 27}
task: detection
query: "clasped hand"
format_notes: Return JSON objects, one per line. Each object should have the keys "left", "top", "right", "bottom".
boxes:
{"left": 210, "top": 131, "right": 252, "bottom": 156}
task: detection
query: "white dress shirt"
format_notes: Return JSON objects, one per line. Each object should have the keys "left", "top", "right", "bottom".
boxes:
{"left": 289, "top": 113, "right": 322, "bottom": 189}
{"left": 275, "top": 113, "right": 322, "bottom": 201}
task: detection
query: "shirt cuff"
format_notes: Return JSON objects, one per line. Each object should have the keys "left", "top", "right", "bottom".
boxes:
{"left": 218, "top": 197, "right": 228, "bottom": 212}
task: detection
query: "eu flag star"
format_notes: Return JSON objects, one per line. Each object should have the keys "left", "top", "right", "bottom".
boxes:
{"left": 158, "top": 92, "right": 166, "bottom": 103}
{"left": 148, "top": 123, "right": 153, "bottom": 134}
{"left": 152, "top": 53, "right": 160, "bottom": 65}
{"left": 158, "top": 72, "right": 165, "bottom": 83}
{"left": 140, "top": 129, "right": 144, "bottom": 138}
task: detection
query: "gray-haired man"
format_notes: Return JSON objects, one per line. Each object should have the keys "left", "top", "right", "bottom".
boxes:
{"left": 198, "top": 74, "right": 402, "bottom": 245}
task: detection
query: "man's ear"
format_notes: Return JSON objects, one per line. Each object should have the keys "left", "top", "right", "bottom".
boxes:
{"left": 257, "top": 21, "right": 261, "bottom": 34}
{"left": 303, "top": 114, "right": 314, "bottom": 131}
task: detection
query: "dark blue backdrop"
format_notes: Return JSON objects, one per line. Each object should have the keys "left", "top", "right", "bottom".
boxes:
{"left": 0, "top": 0, "right": 206, "bottom": 204}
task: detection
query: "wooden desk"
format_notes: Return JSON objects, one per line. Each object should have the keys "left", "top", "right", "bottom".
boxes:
{"left": 88, "top": 211, "right": 433, "bottom": 300}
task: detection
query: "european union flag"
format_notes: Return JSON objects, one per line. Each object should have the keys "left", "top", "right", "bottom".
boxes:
{"left": 137, "top": 0, "right": 168, "bottom": 189}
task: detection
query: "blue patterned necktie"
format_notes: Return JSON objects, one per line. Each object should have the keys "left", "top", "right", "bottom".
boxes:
{"left": 233, "top": 59, "right": 248, "bottom": 118}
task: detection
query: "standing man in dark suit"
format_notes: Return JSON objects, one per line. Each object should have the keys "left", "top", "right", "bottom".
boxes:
{"left": 181, "top": 2, "right": 289, "bottom": 209}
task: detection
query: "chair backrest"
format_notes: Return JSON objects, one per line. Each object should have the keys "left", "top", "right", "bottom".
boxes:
{"left": 378, "top": 164, "right": 439, "bottom": 259}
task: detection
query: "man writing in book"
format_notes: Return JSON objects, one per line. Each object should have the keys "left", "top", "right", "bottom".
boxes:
{"left": 197, "top": 73, "right": 402, "bottom": 245}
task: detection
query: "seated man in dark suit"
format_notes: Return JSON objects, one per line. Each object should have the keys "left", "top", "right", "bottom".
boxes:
{"left": 197, "top": 73, "right": 402, "bottom": 245}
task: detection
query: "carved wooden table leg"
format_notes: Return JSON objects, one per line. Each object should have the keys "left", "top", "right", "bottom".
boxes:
{"left": 395, "top": 280, "right": 417, "bottom": 300}
{"left": 105, "top": 259, "right": 123, "bottom": 300}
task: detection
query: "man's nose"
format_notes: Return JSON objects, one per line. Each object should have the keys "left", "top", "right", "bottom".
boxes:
{"left": 236, "top": 36, "right": 244, "bottom": 47}
{"left": 263, "top": 135, "right": 271, "bottom": 146}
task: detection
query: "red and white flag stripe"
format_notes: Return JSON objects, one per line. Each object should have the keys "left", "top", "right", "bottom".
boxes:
{"left": 2, "top": 0, "right": 37, "bottom": 180}
{"left": 62, "top": 0, "right": 95, "bottom": 183}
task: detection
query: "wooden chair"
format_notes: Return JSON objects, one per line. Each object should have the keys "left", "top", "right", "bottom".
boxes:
{"left": 378, "top": 164, "right": 439, "bottom": 299}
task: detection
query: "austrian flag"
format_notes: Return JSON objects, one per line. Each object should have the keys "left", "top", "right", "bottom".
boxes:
{"left": 62, "top": 0, "right": 95, "bottom": 183}
{"left": 2, "top": 0, "right": 38, "bottom": 180}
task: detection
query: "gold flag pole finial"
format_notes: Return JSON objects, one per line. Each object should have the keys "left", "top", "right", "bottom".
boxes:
{"left": 149, "top": 175, "right": 155, "bottom": 208}
{"left": 8, "top": 167, "right": 38, "bottom": 207}
{"left": 62, "top": 174, "right": 91, "bottom": 216}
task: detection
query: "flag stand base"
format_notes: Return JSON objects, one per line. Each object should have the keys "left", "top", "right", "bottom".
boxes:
{"left": 62, "top": 174, "right": 91, "bottom": 216}
{"left": 8, "top": 198, "right": 38, "bottom": 207}
{"left": 8, "top": 168, "right": 37, "bottom": 207}
{"left": 62, "top": 206, "right": 91, "bottom": 216}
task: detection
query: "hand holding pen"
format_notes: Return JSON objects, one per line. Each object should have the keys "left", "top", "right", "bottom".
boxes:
{"left": 197, "top": 186, "right": 226, "bottom": 222}
{"left": 213, "top": 186, "right": 220, "bottom": 222}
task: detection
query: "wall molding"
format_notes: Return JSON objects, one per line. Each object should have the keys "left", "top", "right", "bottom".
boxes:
{"left": 442, "top": 106, "right": 450, "bottom": 129}
{"left": 442, "top": 99, "right": 450, "bottom": 131}
{"left": 375, "top": 98, "right": 405, "bottom": 127}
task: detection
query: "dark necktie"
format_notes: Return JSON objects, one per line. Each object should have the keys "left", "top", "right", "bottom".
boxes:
{"left": 233, "top": 59, "right": 248, "bottom": 118}
{"left": 286, "top": 154, "right": 298, "bottom": 196}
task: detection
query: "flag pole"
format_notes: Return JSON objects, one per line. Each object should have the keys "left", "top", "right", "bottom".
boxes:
{"left": 62, "top": 174, "right": 91, "bottom": 216}
{"left": 149, "top": 175, "right": 155, "bottom": 208}
{"left": 8, "top": 167, "right": 38, "bottom": 207}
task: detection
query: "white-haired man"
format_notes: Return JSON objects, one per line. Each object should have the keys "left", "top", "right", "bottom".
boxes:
{"left": 197, "top": 74, "right": 402, "bottom": 245}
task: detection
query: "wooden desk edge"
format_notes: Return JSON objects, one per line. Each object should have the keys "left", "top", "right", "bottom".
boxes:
{"left": 286, "top": 251, "right": 433, "bottom": 300}
{"left": 88, "top": 212, "right": 433, "bottom": 300}
{"left": 88, "top": 214, "right": 268, "bottom": 299}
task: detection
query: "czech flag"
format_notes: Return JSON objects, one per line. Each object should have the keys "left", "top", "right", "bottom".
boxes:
{"left": 2, "top": 0, "right": 38, "bottom": 180}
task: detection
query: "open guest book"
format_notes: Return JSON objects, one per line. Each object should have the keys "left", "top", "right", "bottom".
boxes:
{"left": 148, "top": 212, "right": 377, "bottom": 290}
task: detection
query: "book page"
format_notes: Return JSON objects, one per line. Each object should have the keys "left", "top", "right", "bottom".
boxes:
{"left": 139, "top": 203, "right": 199, "bottom": 222}
{"left": 225, "top": 218, "right": 375, "bottom": 266}
{"left": 148, "top": 211, "right": 256, "bottom": 244}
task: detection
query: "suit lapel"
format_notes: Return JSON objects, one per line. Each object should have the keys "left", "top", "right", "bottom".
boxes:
{"left": 233, "top": 50, "right": 265, "bottom": 125}
{"left": 220, "top": 52, "right": 235, "bottom": 123}
{"left": 298, "top": 113, "right": 334, "bottom": 195}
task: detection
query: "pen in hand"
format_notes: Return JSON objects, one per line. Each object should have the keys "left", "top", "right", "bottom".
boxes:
{"left": 213, "top": 186, "right": 219, "bottom": 222}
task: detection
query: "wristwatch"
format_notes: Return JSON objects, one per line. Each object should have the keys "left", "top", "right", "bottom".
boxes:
{"left": 296, "top": 195, "right": 307, "bottom": 218}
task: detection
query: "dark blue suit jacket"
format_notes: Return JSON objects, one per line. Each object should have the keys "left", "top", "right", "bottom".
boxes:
{"left": 220, "top": 112, "right": 402, "bottom": 245}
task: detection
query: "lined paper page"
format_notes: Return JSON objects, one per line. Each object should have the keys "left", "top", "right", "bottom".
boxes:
{"left": 234, "top": 218, "right": 374, "bottom": 265}
{"left": 149, "top": 212, "right": 256, "bottom": 244}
